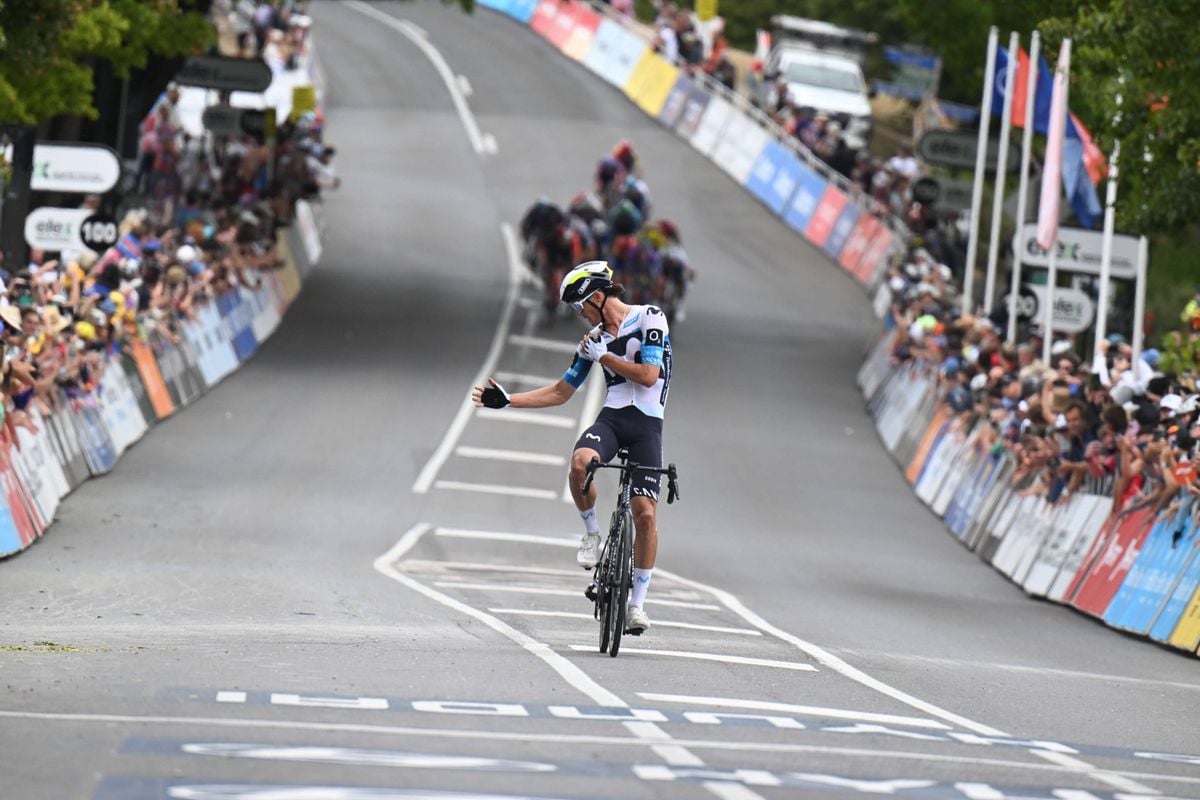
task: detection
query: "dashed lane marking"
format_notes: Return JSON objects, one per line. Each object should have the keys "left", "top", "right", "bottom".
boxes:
{"left": 402, "top": 559, "right": 582, "bottom": 578}
{"left": 216, "top": 692, "right": 246, "bottom": 704}
{"left": 434, "top": 529, "right": 575, "bottom": 547}
{"left": 1033, "top": 750, "right": 1159, "bottom": 795}
{"left": 488, "top": 609, "right": 763, "bottom": 636}
{"left": 566, "top": 646, "right": 816, "bottom": 671}
{"left": 454, "top": 446, "right": 566, "bottom": 466}
{"left": 432, "top": 481, "right": 558, "bottom": 500}
{"left": 475, "top": 407, "right": 576, "bottom": 428}
{"left": 637, "top": 694, "right": 950, "bottom": 731}
{"left": 435, "top": 581, "right": 720, "bottom": 609}
{"left": 508, "top": 334, "right": 579, "bottom": 354}
{"left": 412, "top": 224, "right": 523, "bottom": 494}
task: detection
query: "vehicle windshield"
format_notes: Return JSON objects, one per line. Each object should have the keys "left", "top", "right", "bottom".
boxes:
{"left": 783, "top": 61, "right": 863, "bottom": 94}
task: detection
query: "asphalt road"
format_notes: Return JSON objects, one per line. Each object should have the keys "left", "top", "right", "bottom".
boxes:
{"left": 1, "top": 3, "right": 1198, "bottom": 799}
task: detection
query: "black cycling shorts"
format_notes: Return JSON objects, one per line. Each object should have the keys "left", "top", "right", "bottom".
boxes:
{"left": 574, "top": 406, "right": 664, "bottom": 501}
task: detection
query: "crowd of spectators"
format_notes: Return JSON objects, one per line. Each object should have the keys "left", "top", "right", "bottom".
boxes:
{"left": 886, "top": 240, "right": 1200, "bottom": 517}
{"left": 0, "top": 1, "right": 333, "bottom": 438}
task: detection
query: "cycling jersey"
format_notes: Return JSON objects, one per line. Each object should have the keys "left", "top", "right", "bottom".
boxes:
{"left": 562, "top": 304, "right": 672, "bottom": 420}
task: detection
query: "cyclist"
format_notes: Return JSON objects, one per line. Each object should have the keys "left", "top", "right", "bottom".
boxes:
{"left": 472, "top": 261, "right": 672, "bottom": 635}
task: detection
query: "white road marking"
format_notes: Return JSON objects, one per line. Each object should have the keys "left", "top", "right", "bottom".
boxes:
{"left": 703, "top": 783, "right": 774, "bottom": 800}
{"left": 831, "top": 648, "right": 1200, "bottom": 692}
{"left": 624, "top": 720, "right": 706, "bottom": 767}
{"left": 567, "top": 646, "right": 815, "bottom": 671}
{"left": 412, "top": 224, "right": 523, "bottom": 494}
{"left": 1033, "top": 750, "right": 1159, "bottom": 795}
{"left": 404, "top": 559, "right": 582, "bottom": 578}
{"left": 475, "top": 407, "right": 576, "bottom": 428}
{"left": 436, "top": 528, "right": 575, "bottom": 546}
{"left": 181, "top": 743, "right": 555, "bottom": 772}
{"left": 342, "top": 1, "right": 491, "bottom": 157}
{"left": 437, "top": 581, "right": 719, "bottom": 609}
{"left": 374, "top": 524, "right": 714, "bottom": 785}
{"left": 432, "top": 481, "right": 557, "bottom": 500}
{"left": 508, "top": 334, "right": 579, "bottom": 354}
{"left": 564, "top": 365, "right": 605, "bottom": 502}
{"left": 216, "top": 691, "right": 247, "bottom": 704}
{"left": 639, "top": 694, "right": 950, "bottom": 731}
{"left": 455, "top": 74, "right": 473, "bottom": 97}
{"left": 489, "top": 609, "right": 762, "bottom": 636}
{"left": 652, "top": 565, "right": 1010, "bottom": 737}
{"left": 7, "top": 710, "right": 1200, "bottom": 788}
{"left": 454, "top": 446, "right": 565, "bottom": 466}
{"left": 494, "top": 370, "right": 561, "bottom": 387}
{"left": 481, "top": 133, "right": 499, "bottom": 155}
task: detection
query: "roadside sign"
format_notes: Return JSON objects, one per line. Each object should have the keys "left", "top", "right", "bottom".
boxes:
{"left": 202, "top": 106, "right": 272, "bottom": 138}
{"left": 917, "top": 129, "right": 1020, "bottom": 172}
{"left": 31, "top": 143, "right": 121, "bottom": 193}
{"left": 1007, "top": 284, "right": 1096, "bottom": 334}
{"left": 911, "top": 176, "right": 973, "bottom": 212}
{"left": 79, "top": 213, "right": 120, "bottom": 252}
{"left": 23, "top": 207, "right": 92, "bottom": 251}
{"left": 696, "top": 0, "right": 718, "bottom": 21}
{"left": 1013, "top": 223, "right": 1139, "bottom": 280}
{"left": 177, "top": 55, "right": 272, "bottom": 93}
{"left": 290, "top": 85, "right": 316, "bottom": 121}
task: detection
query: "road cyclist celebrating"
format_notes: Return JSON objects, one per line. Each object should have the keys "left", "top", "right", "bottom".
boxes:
{"left": 472, "top": 261, "right": 673, "bottom": 635}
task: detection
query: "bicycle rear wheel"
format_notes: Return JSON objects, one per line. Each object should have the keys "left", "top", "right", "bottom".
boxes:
{"left": 607, "top": 511, "right": 634, "bottom": 657}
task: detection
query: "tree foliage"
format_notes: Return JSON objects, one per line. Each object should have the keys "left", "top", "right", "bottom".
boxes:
{"left": 714, "top": 0, "right": 1200, "bottom": 235}
{"left": 0, "top": 0, "right": 214, "bottom": 124}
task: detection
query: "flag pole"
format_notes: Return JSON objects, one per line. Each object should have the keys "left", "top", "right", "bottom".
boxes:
{"left": 1131, "top": 234, "right": 1148, "bottom": 367}
{"left": 964, "top": 26, "right": 998, "bottom": 314}
{"left": 1007, "top": 31, "right": 1039, "bottom": 344}
{"left": 984, "top": 31, "right": 1019, "bottom": 315}
{"left": 1093, "top": 77, "right": 1124, "bottom": 353}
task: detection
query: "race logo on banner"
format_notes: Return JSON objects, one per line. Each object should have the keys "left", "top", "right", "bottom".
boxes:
{"left": 658, "top": 76, "right": 695, "bottom": 128}
{"left": 823, "top": 200, "right": 862, "bottom": 259}
{"left": 216, "top": 288, "right": 258, "bottom": 362}
{"left": 782, "top": 163, "right": 827, "bottom": 233}
{"left": 838, "top": 214, "right": 880, "bottom": 274}
{"left": 745, "top": 141, "right": 803, "bottom": 215}
{"left": 70, "top": 400, "right": 117, "bottom": 476}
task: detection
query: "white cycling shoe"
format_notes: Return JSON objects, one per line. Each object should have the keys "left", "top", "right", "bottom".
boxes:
{"left": 625, "top": 604, "right": 650, "bottom": 635}
{"left": 576, "top": 534, "right": 601, "bottom": 569}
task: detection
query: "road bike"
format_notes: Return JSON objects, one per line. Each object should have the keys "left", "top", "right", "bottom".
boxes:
{"left": 582, "top": 449, "right": 680, "bottom": 657}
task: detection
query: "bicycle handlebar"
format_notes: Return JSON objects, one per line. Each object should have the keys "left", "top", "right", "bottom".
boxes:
{"left": 582, "top": 457, "right": 681, "bottom": 504}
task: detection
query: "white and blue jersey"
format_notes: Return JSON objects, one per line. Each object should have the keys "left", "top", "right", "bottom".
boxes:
{"left": 562, "top": 305, "right": 672, "bottom": 420}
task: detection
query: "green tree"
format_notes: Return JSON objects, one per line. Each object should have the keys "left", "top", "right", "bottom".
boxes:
{"left": 0, "top": 0, "right": 214, "bottom": 124}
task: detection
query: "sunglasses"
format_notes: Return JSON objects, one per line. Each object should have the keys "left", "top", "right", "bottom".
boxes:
{"left": 570, "top": 291, "right": 597, "bottom": 315}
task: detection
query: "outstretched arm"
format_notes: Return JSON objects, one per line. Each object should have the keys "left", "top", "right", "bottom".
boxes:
{"left": 472, "top": 377, "right": 575, "bottom": 409}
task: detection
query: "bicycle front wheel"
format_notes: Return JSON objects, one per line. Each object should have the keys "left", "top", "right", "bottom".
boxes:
{"left": 597, "top": 539, "right": 612, "bottom": 654}
{"left": 607, "top": 510, "right": 634, "bottom": 657}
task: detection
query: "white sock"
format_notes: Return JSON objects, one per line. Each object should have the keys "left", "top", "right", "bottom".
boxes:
{"left": 630, "top": 568, "right": 653, "bottom": 608}
{"left": 580, "top": 507, "right": 600, "bottom": 535}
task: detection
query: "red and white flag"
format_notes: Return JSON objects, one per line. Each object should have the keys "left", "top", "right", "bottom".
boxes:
{"left": 1036, "top": 39, "right": 1071, "bottom": 249}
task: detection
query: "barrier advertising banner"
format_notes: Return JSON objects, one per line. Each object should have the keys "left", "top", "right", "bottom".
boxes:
{"left": 1150, "top": 531, "right": 1200, "bottom": 643}
{"left": 72, "top": 400, "right": 118, "bottom": 476}
{"left": 782, "top": 163, "right": 828, "bottom": 234}
{"left": 1164, "top": 568, "right": 1200, "bottom": 651}
{"left": 673, "top": 84, "right": 712, "bottom": 140}
{"left": 184, "top": 303, "right": 241, "bottom": 388}
{"left": 1105, "top": 512, "right": 1197, "bottom": 633}
{"left": 529, "top": 0, "right": 564, "bottom": 44}
{"left": 712, "top": 113, "right": 770, "bottom": 185}
{"left": 1022, "top": 495, "right": 1107, "bottom": 597}
{"left": 45, "top": 405, "right": 89, "bottom": 489}
{"left": 217, "top": 288, "right": 258, "bottom": 362}
{"left": 1071, "top": 507, "right": 1155, "bottom": 616}
{"left": 627, "top": 52, "right": 679, "bottom": 117}
{"left": 658, "top": 75, "right": 695, "bottom": 129}
{"left": 744, "top": 142, "right": 804, "bottom": 215}
{"left": 12, "top": 416, "right": 70, "bottom": 527}
{"left": 823, "top": 200, "right": 862, "bottom": 260}
{"left": 97, "top": 360, "right": 149, "bottom": 457}
{"left": 855, "top": 225, "right": 896, "bottom": 286}
{"left": 129, "top": 340, "right": 176, "bottom": 420}
{"left": 838, "top": 214, "right": 880, "bottom": 277}
{"left": 689, "top": 95, "right": 734, "bottom": 157}
{"left": 562, "top": 3, "right": 601, "bottom": 61}
{"left": 804, "top": 185, "right": 848, "bottom": 248}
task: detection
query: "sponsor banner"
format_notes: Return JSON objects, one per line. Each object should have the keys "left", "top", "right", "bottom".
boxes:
{"left": 294, "top": 200, "right": 322, "bottom": 267}
{"left": 183, "top": 303, "right": 240, "bottom": 387}
{"left": 274, "top": 238, "right": 303, "bottom": 309}
{"left": 672, "top": 83, "right": 712, "bottom": 140}
{"left": 561, "top": 3, "right": 601, "bottom": 61}
{"left": 45, "top": 404, "right": 89, "bottom": 489}
{"left": 744, "top": 141, "right": 804, "bottom": 215}
{"left": 247, "top": 282, "right": 282, "bottom": 344}
{"left": 1022, "top": 495, "right": 1107, "bottom": 597}
{"left": 583, "top": 19, "right": 644, "bottom": 88}
{"left": 854, "top": 224, "right": 896, "bottom": 286}
{"left": 11, "top": 414, "right": 70, "bottom": 528}
{"left": 0, "top": 442, "right": 43, "bottom": 554}
{"left": 1048, "top": 509, "right": 1118, "bottom": 602}
{"left": 931, "top": 422, "right": 987, "bottom": 517}
{"left": 151, "top": 333, "right": 206, "bottom": 408}
{"left": 530, "top": 0, "right": 570, "bottom": 48}
{"left": 1150, "top": 526, "right": 1200, "bottom": 643}
{"left": 631, "top": 54, "right": 679, "bottom": 117}
{"left": 24, "top": 207, "right": 92, "bottom": 252}
{"left": 71, "top": 399, "right": 118, "bottom": 476}
{"left": 804, "top": 184, "right": 848, "bottom": 249}
{"left": 1164, "top": 561, "right": 1200, "bottom": 651}
{"left": 781, "top": 162, "right": 828, "bottom": 233}
{"left": 711, "top": 113, "right": 770, "bottom": 186}
{"left": 823, "top": 199, "right": 862, "bottom": 260}
{"left": 657, "top": 75, "right": 695, "bottom": 129}
{"left": 622, "top": 49, "right": 655, "bottom": 104}
{"left": 905, "top": 408, "right": 952, "bottom": 485}
{"left": 31, "top": 143, "right": 122, "bottom": 193}
{"left": 121, "top": 353, "right": 158, "bottom": 424}
{"left": 129, "top": 340, "right": 176, "bottom": 420}
{"left": 947, "top": 452, "right": 1003, "bottom": 539}
{"left": 856, "top": 332, "right": 895, "bottom": 400}
{"left": 689, "top": 94, "right": 734, "bottom": 157}
{"left": 485, "top": 0, "right": 538, "bottom": 23}
{"left": 837, "top": 213, "right": 879, "bottom": 275}
{"left": 97, "top": 357, "right": 149, "bottom": 457}
{"left": 962, "top": 458, "right": 1015, "bottom": 551}
{"left": 216, "top": 289, "right": 259, "bottom": 362}
{"left": 1071, "top": 507, "right": 1156, "bottom": 616}
{"left": 1106, "top": 510, "right": 1198, "bottom": 634}
{"left": 914, "top": 418, "right": 968, "bottom": 506}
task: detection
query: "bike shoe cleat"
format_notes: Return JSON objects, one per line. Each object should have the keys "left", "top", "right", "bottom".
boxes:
{"left": 576, "top": 533, "right": 601, "bottom": 569}
{"left": 625, "top": 604, "right": 649, "bottom": 636}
